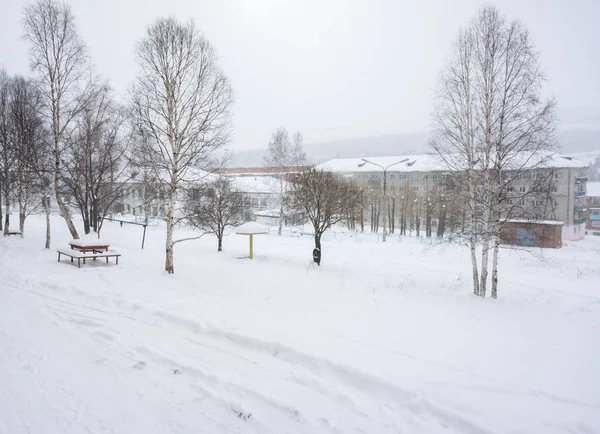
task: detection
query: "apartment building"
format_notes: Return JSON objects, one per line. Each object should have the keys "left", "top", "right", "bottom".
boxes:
{"left": 586, "top": 182, "right": 600, "bottom": 236}
{"left": 317, "top": 153, "right": 589, "bottom": 241}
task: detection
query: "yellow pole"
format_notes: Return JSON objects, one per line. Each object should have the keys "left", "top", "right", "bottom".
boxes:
{"left": 249, "top": 234, "right": 254, "bottom": 259}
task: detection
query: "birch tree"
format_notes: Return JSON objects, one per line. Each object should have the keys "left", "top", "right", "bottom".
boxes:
{"left": 431, "top": 6, "right": 556, "bottom": 298}
{"left": 131, "top": 17, "right": 233, "bottom": 273}
{"left": 264, "top": 127, "right": 306, "bottom": 235}
{"left": 23, "top": 0, "right": 94, "bottom": 240}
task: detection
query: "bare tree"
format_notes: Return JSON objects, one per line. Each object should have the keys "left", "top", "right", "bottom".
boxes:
{"left": 186, "top": 176, "right": 244, "bottom": 251}
{"left": 289, "top": 168, "right": 362, "bottom": 265}
{"left": 264, "top": 127, "right": 306, "bottom": 235}
{"left": 131, "top": 17, "right": 233, "bottom": 273}
{"left": 0, "top": 68, "right": 13, "bottom": 234}
{"left": 431, "top": 6, "right": 556, "bottom": 298}
{"left": 63, "top": 83, "right": 130, "bottom": 235}
{"left": 9, "top": 76, "right": 49, "bottom": 239}
{"left": 23, "top": 0, "right": 95, "bottom": 240}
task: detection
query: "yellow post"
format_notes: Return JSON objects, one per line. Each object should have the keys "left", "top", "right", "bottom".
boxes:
{"left": 249, "top": 234, "right": 254, "bottom": 259}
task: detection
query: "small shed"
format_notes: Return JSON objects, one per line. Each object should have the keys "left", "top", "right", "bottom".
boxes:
{"left": 500, "top": 220, "right": 563, "bottom": 248}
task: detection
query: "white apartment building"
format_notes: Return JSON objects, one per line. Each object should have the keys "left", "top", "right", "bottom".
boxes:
{"left": 317, "top": 153, "right": 589, "bottom": 241}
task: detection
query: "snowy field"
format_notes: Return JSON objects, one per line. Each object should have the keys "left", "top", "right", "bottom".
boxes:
{"left": 1, "top": 215, "right": 600, "bottom": 433}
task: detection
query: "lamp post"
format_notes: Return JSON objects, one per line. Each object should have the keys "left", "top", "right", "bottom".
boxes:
{"left": 358, "top": 158, "right": 409, "bottom": 242}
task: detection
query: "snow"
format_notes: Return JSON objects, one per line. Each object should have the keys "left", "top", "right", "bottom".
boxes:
{"left": 587, "top": 181, "right": 600, "bottom": 198}
{"left": 235, "top": 221, "right": 270, "bottom": 234}
{"left": 505, "top": 219, "right": 564, "bottom": 225}
{"left": 69, "top": 234, "right": 110, "bottom": 247}
{"left": 228, "top": 176, "right": 282, "bottom": 194}
{"left": 1, "top": 214, "right": 600, "bottom": 433}
{"left": 317, "top": 152, "right": 588, "bottom": 174}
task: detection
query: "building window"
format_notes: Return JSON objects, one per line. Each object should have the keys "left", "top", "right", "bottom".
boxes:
{"left": 371, "top": 174, "right": 379, "bottom": 180}
{"left": 389, "top": 174, "right": 395, "bottom": 180}
{"left": 412, "top": 174, "right": 419, "bottom": 181}
{"left": 390, "top": 185, "right": 396, "bottom": 191}
{"left": 432, "top": 174, "right": 439, "bottom": 181}
{"left": 507, "top": 186, "right": 514, "bottom": 193}
{"left": 518, "top": 173, "right": 525, "bottom": 180}
{"left": 518, "top": 199, "right": 525, "bottom": 206}
{"left": 593, "top": 221, "right": 600, "bottom": 228}
{"left": 412, "top": 185, "right": 419, "bottom": 191}
{"left": 554, "top": 172, "right": 560, "bottom": 180}
{"left": 251, "top": 198, "right": 259, "bottom": 207}
{"left": 423, "top": 185, "right": 428, "bottom": 192}
{"left": 552, "top": 186, "right": 558, "bottom": 193}
{"left": 260, "top": 198, "right": 267, "bottom": 207}
{"left": 519, "top": 186, "right": 526, "bottom": 193}
{"left": 423, "top": 175, "right": 429, "bottom": 180}
{"left": 399, "top": 174, "right": 407, "bottom": 180}
{"left": 399, "top": 185, "right": 405, "bottom": 191}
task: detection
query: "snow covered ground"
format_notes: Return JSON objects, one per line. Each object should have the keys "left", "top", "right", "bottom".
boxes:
{"left": 1, "top": 215, "right": 600, "bottom": 433}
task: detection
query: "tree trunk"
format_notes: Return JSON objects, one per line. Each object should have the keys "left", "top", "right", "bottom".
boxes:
{"left": 470, "top": 238, "right": 480, "bottom": 296}
{"left": 479, "top": 238, "right": 490, "bottom": 297}
{"left": 19, "top": 210, "right": 25, "bottom": 238}
{"left": 165, "top": 184, "right": 176, "bottom": 274}
{"left": 0, "top": 184, "right": 3, "bottom": 232}
{"left": 54, "top": 129, "right": 79, "bottom": 239}
{"left": 360, "top": 205, "right": 364, "bottom": 232}
{"left": 43, "top": 196, "right": 51, "bottom": 249}
{"left": 217, "top": 234, "right": 223, "bottom": 251}
{"left": 3, "top": 199, "right": 9, "bottom": 235}
{"left": 491, "top": 231, "right": 499, "bottom": 299}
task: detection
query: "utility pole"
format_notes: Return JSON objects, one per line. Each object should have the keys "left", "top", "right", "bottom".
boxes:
{"left": 359, "top": 158, "right": 409, "bottom": 242}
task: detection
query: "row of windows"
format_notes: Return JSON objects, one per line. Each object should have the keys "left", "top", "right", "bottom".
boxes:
{"left": 388, "top": 185, "right": 446, "bottom": 192}
{"left": 243, "top": 197, "right": 268, "bottom": 208}
{"left": 366, "top": 174, "right": 442, "bottom": 181}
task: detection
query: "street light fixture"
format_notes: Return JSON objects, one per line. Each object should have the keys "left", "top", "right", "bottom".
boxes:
{"left": 359, "top": 157, "right": 410, "bottom": 242}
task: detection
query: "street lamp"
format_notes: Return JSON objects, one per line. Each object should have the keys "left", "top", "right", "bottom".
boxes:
{"left": 359, "top": 157, "right": 409, "bottom": 242}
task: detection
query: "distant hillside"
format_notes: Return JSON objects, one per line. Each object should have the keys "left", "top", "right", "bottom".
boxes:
{"left": 227, "top": 128, "right": 600, "bottom": 168}
{"left": 227, "top": 132, "right": 430, "bottom": 167}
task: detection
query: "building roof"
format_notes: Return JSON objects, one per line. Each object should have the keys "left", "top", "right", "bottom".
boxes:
{"left": 228, "top": 176, "right": 282, "bottom": 194}
{"left": 316, "top": 152, "right": 588, "bottom": 174}
{"left": 218, "top": 166, "right": 310, "bottom": 176}
{"left": 587, "top": 182, "right": 600, "bottom": 198}
{"left": 505, "top": 219, "right": 564, "bottom": 226}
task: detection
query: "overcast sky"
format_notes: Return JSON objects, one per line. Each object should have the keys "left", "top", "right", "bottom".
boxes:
{"left": 1, "top": 0, "right": 599, "bottom": 151}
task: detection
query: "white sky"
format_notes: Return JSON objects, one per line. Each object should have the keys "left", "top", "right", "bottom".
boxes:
{"left": 1, "top": 0, "right": 599, "bottom": 150}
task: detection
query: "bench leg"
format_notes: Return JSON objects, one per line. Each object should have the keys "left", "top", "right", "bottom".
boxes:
{"left": 106, "top": 256, "right": 108, "bottom": 263}
{"left": 116, "top": 256, "right": 119, "bottom": 265}
{"left": 58, "top": 252, "right": 61, "bottom": 262}
{"left": 78, "top": 258, "right": 81, "bottom": 268}
{"left": 71, "top": 256, "right": 73, "bottom": 263}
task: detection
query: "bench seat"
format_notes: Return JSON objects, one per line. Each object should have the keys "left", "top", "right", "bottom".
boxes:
{"left": 57, "top": 248, "right": 121, "bottom": 267}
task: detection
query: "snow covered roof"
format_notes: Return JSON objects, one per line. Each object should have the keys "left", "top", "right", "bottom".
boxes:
{"left": 235, "top": 222, "right": 269, "bottom": 234}
{"left": 504, "top": 219, "right": 564, "bottom": 226}
{"left": 316, "top": 155, "right": 442, "bottom": 173}
{"left": 587, "top": 182, "right": 600, "bottom": 198}
{"left": 317, "top": 152, "right": 588, "bottom": 174}
{"left": 229, "top": 176, "right": 282, "bottom": 194}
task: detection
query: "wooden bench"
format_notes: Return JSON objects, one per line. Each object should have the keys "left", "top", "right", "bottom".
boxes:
{"left": 57, "top": 248, "right": 121, "bottom": 268}
{"left": 6, "top": 230, "right": 21, "bottom": 236}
